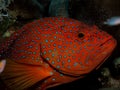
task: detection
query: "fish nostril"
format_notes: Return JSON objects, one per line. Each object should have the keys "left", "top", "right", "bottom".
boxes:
{"left": 78, "top": 33, "right": 84, "bottom": 38}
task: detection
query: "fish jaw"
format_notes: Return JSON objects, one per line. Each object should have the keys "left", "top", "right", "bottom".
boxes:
{"left": 89, "top": 37, "right": 117, "bottom": 71}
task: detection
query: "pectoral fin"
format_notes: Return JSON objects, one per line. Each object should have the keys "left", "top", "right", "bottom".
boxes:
{"left": 0, "top": 59, "right": 51, "bottom": 90}
{"left": 0, "top": 60, "right": 6, "bottom": 73}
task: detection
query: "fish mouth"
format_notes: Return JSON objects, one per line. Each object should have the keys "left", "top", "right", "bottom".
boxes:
{"left": 83, "top": 37, "right": 117, "bottom": 73}
{"left": 99, "top": 37, "right": 117, "bottom": 53}
{"left": 99, "top": 37, "right": 117, "bottom": 48}
{"left": 94, "top": 37, "right": 117, "bottom": 69}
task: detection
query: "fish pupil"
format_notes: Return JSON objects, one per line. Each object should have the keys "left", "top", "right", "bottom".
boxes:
{"left": 78, "top": 33, "right": 84, "bottom": 38}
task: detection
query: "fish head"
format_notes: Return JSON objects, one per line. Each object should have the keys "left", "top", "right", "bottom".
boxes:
{"left": 41, "top": 21, "right": 117, "bottom": 76}
{"left": 75, "top": 25, "right": 117, "bottom": 71}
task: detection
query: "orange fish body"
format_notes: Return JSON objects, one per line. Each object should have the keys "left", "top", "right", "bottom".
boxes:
{"left": 0, "top": 17, "right": 117, "bottom": 90}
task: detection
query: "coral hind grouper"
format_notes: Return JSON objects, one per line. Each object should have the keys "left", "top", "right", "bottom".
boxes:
{"left": 0, "top": 17, "right": 117, "bottom": 90}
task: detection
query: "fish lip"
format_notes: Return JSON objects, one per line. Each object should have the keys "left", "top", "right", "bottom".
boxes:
{"left": 94, "top": 37, "right": 117, "bottom": 67}
{"left": 99, "top": 37, "right": 117, "bottom": 48}
{"left": 99, "top": 37, "right": 117, "bottom": 57}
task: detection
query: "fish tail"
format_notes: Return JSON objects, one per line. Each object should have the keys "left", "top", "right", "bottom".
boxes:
{"left": 0, "top": 59, "right": 51, "bottom": 90}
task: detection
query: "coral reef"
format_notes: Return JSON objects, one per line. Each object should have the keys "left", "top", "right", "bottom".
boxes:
{"left": 98, "top": 67, "right": 120, "bottom": 88}
{"left": 98, "top": 53, "right": 120, "bottom": 89}
{"left": 0, "top": 0, "right": 15, "bottom": 39}
{"left": 0, "top": 0, "right": 13, "bottom": 21}
{"left": 99, "top": 88, "right": 120, "bottom": 90}
{"left": 0, "top": 17, "right": 15, "bottom": 37}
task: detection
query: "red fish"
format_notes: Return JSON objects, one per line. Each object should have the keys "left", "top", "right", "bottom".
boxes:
{"left": 0, "top": 17, "right": 117, "bottom": 90}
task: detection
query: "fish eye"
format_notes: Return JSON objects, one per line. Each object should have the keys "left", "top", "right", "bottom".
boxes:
{"left": 78, "top": 33, "right": 84, "bottom": 38}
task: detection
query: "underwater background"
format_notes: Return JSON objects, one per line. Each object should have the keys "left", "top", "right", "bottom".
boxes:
{"left": 0, "top": 0, "right": 120, "bottom": 90}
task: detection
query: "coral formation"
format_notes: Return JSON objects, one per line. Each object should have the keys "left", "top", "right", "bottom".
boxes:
{"left": 0, "top": 0, "right": 15, "bottom": 38}
{"left": 0, "top": 0, "right": 13, "bottom": 21}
